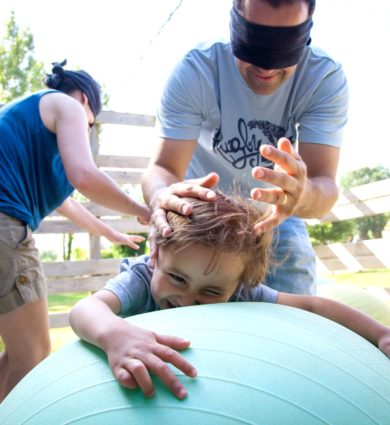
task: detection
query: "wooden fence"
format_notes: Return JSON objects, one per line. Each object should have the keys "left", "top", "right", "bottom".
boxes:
{"left": 12, "top": 110, "right": 390, "bottom": 327}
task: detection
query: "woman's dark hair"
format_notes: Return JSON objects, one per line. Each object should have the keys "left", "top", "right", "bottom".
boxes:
{"left": 45, "top": 59, "right": 102, "bottom": 118}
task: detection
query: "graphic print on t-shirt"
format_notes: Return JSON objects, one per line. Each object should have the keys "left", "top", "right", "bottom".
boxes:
{"left": 212, "top": 118, "right": 292, "bottom": 170}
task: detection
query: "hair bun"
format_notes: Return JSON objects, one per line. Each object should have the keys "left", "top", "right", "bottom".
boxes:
{"left": 51, "top": 59, "right": 67, "bottom": 77}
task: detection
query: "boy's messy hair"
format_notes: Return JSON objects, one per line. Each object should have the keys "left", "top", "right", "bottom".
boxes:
{"left": 155, "top": 193, "right": 273, "bottom": 287}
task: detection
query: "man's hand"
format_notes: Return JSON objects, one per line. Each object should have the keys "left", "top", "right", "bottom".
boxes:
{"left": 150, "top": 172, "right": 219, "bottom": 235}
{"left": 105, "top": 322, "right": 197, "bottom": 399}
{"left": 251, "top": 137, "right": 307, "bottom": 233}
{"left": 148, "top": 172, "right": 219, "bottom": 265}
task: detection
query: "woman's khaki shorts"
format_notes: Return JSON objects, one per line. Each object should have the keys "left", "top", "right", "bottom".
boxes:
{"left": 0, "top": 212, "right": 46, "bottom": 314}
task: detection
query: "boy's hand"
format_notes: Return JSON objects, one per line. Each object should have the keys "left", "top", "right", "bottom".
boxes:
{"left": 378, "top": 332, "right": 390, "bottom": 358}
{"left": 104, "top": 322, "right": 197, "bottom": 399}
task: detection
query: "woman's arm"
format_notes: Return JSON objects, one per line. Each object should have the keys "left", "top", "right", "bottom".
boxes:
{"left": 56, "top": 198, "right": 145, "bottom": 249}
{"left": 40, "top": 92, "right": 149, "bottom": 221}
{"left": 277, "top": 292, "right": 390, "bottom": 356}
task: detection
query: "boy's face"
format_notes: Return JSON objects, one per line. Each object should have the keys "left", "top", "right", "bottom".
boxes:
{"left": 150, "top": 244, "right": 245, "bottom": 309}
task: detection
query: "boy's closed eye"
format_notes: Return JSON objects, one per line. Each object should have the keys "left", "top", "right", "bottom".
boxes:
{"left": 202, "top": 288, "right": 224, "bottom": 297}
{"left": 168, "top": 273, "right": 186, "bottom": 285}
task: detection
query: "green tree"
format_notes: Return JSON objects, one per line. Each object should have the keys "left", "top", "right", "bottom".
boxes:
{"left": 340, "top": 165, "right": 390, "bottom": 188}
{"left": 340, "top": 165, "right": 390, "bottom": 240}
{"left": 308, "top": 165, "right": 390, "bottom": 245}
{"left": 308, "top": 220, "right": 356, "bottom": 246}
{"left": 0, "top": 11, "right": 45, "bottom": 102}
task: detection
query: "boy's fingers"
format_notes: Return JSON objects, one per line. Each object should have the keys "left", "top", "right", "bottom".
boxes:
{"left": 146, "top": 354, "right": 188, "bottom": 399}
{"left": 154, "top": 342, "right": 197, "bottom": 379}
{"left": 125, "top": 358, "right": 155, "bottom": 398}
{"left": 156, "top": 334, "right": 191, "bottom": 350}
{"left": 115, "top": 367, "right": 138, "bottom": 390}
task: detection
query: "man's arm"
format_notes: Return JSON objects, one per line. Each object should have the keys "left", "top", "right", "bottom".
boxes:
{"left": 295, "top": 142, "right": 340, "bottom": 218}
{"left": 142, "top": 138, "right": 196, "bottom": 207}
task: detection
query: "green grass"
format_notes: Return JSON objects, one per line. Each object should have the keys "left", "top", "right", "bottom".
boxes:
{"left": 48, "top": 292, "right": 90, "bottom": 312}
{"left": 48, "top": 292, "right": 91, "bottom": 351}
{"left": 324, "top": 269, "right": 390, "bottom": 287}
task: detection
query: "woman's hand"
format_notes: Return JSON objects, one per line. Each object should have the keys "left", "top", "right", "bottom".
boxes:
{"left": 106, "top": 232, "right": 146, "bottom": 250}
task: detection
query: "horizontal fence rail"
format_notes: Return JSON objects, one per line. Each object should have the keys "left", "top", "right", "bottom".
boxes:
{"left": 45, "top": 258, "right": 122, "bottom": 328}
{"left": 314, "top": 239, "right": 390, "bottom": 274}
{"left": 306, "top": 179, "right": 390, "bottom": 224}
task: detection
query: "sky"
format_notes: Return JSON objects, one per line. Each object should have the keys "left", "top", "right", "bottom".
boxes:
{"left": 1, "top": 0, "right": 390, "bottom": 177}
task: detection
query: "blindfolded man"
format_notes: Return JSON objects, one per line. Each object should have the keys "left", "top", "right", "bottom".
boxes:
{"left": 142, "top": 0, "right": 348, "bottom": 295}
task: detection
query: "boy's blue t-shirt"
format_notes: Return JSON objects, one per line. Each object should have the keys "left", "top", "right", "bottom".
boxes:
{"left": 103, "top": 255, "right": 279, "bottom": 316}
{"left": 0, "top": 90, "right": 74, "bottom": 230}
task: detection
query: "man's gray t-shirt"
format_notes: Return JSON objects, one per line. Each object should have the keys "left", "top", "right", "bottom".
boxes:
{"left": 103, "top": 256, "right": 278, "bottom": 317}
{"left": 157, "top": 41, "right": 348, "bottom": 195}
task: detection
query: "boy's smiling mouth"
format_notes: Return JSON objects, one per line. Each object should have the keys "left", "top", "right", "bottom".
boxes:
{"left": 167, "top": 300, "right": 177, "bottom": 308}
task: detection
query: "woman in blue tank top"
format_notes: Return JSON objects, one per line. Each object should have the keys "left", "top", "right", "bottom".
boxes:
{"left": 0, "top": 60, "right": 150, "bottom": 401}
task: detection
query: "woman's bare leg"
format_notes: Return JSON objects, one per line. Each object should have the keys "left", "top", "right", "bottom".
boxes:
{"left": 0, "top": 299, "right": 51, "bottom": 402}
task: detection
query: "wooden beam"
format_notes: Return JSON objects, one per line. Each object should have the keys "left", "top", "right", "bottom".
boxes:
{"left": 315, "top": 238, "right": 390, "bottom": 274}
{"left": 307, "top": 179, "right": 390, "bottom": 224}
{"left": 104, "top": 169, "right": 144, "bottom": 184}
{"left": 43, "top": 258, "right": 120, "bottom": 277}
{"left": 95, "top": 155, "right": 150, "bottom": 169}
{"left": 37, "top": 218, "right": 149, "bottom": 234}
{"left": 49, "top": 312, "right": 71, "bottom": 328}
{"left": 96, "top": 111, "right": 155, "bottom": 127}
{"left": 47, "top": 275, "right": 111, "bottom": 294}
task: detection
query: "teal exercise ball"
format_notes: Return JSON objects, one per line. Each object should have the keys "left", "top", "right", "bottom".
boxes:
{"left": 1, "top": 303, "right": 390, "bottom": 425}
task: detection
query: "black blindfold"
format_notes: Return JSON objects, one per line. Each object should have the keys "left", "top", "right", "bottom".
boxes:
{"left": 230, "top": 6, "right": 313, "bottom": 69}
